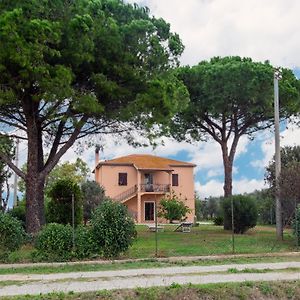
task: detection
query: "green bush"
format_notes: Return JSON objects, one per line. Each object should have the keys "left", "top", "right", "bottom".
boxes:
{"left": 213, "top": 216, "right": 224, "bottom": 226}
{"left": 293, "top": 205, "right": 300, "bottom": 244}
{"left": 8, "top": 201, "right": 26, "bottom": 228}
{"left": 0, "top": 212, "right": 26, "bottom": 252}
{"left": 158, "top": 192, "right": 191, "bottom": 223}
{"left": 74, "top": 225, "right": 99, "bottom": 259}
{"left": 47, "top": 179, "right": 83, "bottom": 226}
{"left": 91, "top": 200, "right": 137, "bottom": 258}
{"left": 35, "top": 223, "right": 73, "bottom": 260}
{"left": 222, "top": 195, "right": 257, "bottom": 234}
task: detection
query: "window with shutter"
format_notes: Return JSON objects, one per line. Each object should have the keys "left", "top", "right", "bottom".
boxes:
{"left": 118, "top": 173, "right": 127, "bottom": 186}
{"left": 172, "top": 174, "right": 179, "bottom": 186}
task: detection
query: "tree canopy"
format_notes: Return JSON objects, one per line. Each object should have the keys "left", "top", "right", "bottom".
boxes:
{"left": 173, "top": 56, "right": 300, "bottom": 197}
{"left": 0, "top": 0, "right": 187, "bottom": 233}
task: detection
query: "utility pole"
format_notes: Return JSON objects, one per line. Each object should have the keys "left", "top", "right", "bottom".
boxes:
{"left": 274, "top": 68, "right": 283, "bottom": 240}
{"left": 13, "top": 138, "right": 19, "bottom": 207}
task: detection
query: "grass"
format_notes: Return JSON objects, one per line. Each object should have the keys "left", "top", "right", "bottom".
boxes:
{"left": 126, "top": 224, "right": 295, "bottom": 258}
{"left": 1, "top": 224, "right": 297, "bottom": 265}
{"left": 2, "top": 280, "right": 300, "bottom": 299}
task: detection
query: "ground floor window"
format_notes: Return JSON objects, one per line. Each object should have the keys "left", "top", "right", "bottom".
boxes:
{"left": 145, "top": 202, "right": 155, "bottom": 221}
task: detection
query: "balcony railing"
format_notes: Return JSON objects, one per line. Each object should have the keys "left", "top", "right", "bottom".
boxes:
{"left": 113, "top": 183, "right": 170, "bottom": 202}
{"left": 140, "top": 184, "right": 170, "bottom": 193}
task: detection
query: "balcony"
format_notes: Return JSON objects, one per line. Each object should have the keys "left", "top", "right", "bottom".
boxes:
{"left": 113, "top": 183, "right": 170, "bottom": 203}
{"left": 140, "top": 184, "right": 170, "bottom": 193}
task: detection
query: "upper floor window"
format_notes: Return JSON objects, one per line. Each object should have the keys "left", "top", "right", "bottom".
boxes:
{"left": 172, "top": 174, "right": 179, "bottom": 186}
{"left": 118, "top": 173, "right": 127, "bottom": 186}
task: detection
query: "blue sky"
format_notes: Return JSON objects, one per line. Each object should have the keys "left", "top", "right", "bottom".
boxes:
{"left": 7, "top": 0, "right": 300, "bottom": 204}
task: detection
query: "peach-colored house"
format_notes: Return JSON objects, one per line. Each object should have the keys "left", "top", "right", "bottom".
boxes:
{"left": 94, "top": 152, "right": 196, "bottom": 223}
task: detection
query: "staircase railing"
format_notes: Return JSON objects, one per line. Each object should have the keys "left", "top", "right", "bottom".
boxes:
{"left": 113, "top": 185, "right": 138, "bottom": 202}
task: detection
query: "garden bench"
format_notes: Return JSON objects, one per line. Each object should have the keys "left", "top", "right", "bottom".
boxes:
{"left": 147, "top": 224, "right": 164, "bottom": 232}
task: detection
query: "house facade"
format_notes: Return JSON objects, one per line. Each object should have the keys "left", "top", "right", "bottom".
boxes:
{"left": 94, "top": 152, "right": 196, "bottom": 223}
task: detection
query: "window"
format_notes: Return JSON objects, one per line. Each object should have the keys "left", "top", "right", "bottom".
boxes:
{"left": 118, "top": 173, "right": 127, "bottom": 186}
{"left": 172, "top": 174, "right": 179, "bottom": 186}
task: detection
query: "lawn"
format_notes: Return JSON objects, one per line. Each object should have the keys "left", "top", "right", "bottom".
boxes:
{"left": 1, "top": 224, "right": 297, "bottom": 263}
{"left": 125, "top": 224, "right": 296, "bottom": 258}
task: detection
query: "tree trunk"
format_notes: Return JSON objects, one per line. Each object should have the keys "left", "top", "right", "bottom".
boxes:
{"left": 25, "top": 175, "right": 45, "bottom": 234}
{"left": 221, "top": 142, "right": 233, "bottom": 198}
{"left": 25, "top": 102, "right": 46, "bottom": 234}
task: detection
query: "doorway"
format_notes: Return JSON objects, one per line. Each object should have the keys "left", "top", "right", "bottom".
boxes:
{"left": 145, "top": 201, "right": 155, "bottom": 221}
{"left": 144, "top": 173, "right": 154, "bottom": 192}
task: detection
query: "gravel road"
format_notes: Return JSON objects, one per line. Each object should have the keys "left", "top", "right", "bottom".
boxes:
{"left": 1, "top": 261, "right": 300, "bottom": 296}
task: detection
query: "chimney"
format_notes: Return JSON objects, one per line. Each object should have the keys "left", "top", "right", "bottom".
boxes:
{"left": 95, "top": 145, "right": 100, "bottom": 181}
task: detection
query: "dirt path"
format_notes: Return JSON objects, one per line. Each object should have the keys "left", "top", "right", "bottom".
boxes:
{"left": 1, "top": 261, "right": 300, "bottom": 297}
{"left": 2, "top": 261, "right": 300, "bottom": 282}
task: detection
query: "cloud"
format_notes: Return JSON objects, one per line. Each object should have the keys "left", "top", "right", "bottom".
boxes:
{"left": 251, "top": 119, "right": 300, "bottom": 170}
{"left": 126, "top": 0, "right": 300, "bottom": 68}
{"left": 196, "top": 177, "right": 265, "bottom": 198}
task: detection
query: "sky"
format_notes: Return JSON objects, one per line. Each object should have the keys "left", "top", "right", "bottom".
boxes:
{"left": 8, "top": 0, "right": 300, "bottom": 205}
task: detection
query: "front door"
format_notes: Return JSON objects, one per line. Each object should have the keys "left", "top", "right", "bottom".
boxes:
{"left": 144, "top": 173, "right": 153, "bottom": 192}
{"left": 145, "top": 202, "right": 155, "bottom": 221}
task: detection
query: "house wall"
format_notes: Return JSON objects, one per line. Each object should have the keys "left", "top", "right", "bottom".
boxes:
{"left": 97, "top": 165, "right": 137, "bottom": 198}
{"left": 96, "top": 164, "right": 195, "bottom": 223}
{"left": 170, "top": 166, "right": 195, "bottom": 223}
{"left": 125, "top": 196, "right": 137, "bottom": 220}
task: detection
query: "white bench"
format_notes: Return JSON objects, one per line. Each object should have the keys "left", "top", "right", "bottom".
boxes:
{"left": 147, "top": 225, "right": 164, "bottom": 232}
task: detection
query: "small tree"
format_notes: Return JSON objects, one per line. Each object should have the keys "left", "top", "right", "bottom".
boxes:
{"left": 91, "top": 200, "right": 136, "bottom": 258}
{"left": 222, "top": 195, "right": 257, "bottom": 234}
{"left": 266, "top": 146, "right": 300, "bottom": 225}
{"left": 81, "top": 181, "right": 105, "bottom": 224}
{"left": 159, "top": 192, "right": 191, "bottom": 223}
{"left": 47, "top": 179, "right": 83, "bottom": 226}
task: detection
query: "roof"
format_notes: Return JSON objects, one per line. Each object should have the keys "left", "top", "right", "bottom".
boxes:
{"left": 96, "top": 154, "right": 196, "bottom": 170}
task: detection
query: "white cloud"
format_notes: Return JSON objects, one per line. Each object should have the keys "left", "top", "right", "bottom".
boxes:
{"left": 196, "top": 177, "right": 265, "bottom": 198}
{"left": 251, "top": 119, "right": 300, "bottom": 170}
{"left": 126, "top": 0, "right": 300, "bottom": 68}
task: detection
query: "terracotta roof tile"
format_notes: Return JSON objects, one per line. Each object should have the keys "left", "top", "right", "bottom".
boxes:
{"left": 97, "top": 154, "right": 196, "bottom": 170}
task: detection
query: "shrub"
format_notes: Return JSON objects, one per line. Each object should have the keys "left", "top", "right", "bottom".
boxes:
{"left": 8, "top": 201, "right": 26, "bottom": 228}
{"left": 158, "top": 192, "right": 191, "bottom": 223}
{"left": 35, "top": 223, "right": 73, "bottom": 260}
{"left": 91, "top": 200, "right": 137, "bottom": 258}
{"left": 0, "top": 212, "right": 26, "bottom": 252}
{"left": 47, "top": 179, "right": 83, "bottom": 226}
{"left": 74, "top": 225, "right": 99, "bottom": 259}
{"left": 213, "top": 216, "right": 224, "bottom": 226}
{"left": 222, "top": 195, "right": 257, "bottom": 234}
{"left": 293, "top": 205, "right": 300, "bottom": 244}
